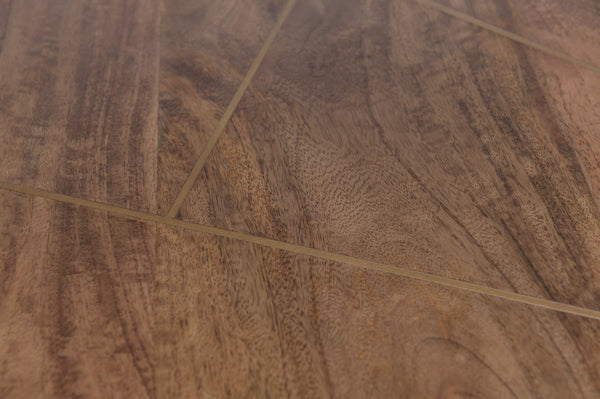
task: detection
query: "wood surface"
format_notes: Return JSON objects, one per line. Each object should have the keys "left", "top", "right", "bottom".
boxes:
{"left": 0, "top": 191, "right": 155, "bottom": 398}
{"left": 158, "top": 0, "right": 285, "bottom": 212}
{"left": 0, "top": 2, "right": 159, "bottom": 395}
{"left": 1, "top": 0, "right": 600, "bottom": 397}
{"left": 434, "top": 0, "right": 600, "bottom": 63}
{"left": 181, "top": 0, "right": 600, "bottom": 311}
{"left": 0, "top": 0, "right": 159, "bottom": 211}
{"left": 4, "top": 188, "right": 600, "bottom": 398}
{"left": 133, "top": 215, "right": 600, "bottom": 398}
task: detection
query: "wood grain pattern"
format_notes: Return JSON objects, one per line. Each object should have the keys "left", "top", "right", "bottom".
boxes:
{"left": 434, "top": 0, "right": 600, "bottom": 64}
{"left": 154, "top": 224, "right": 600, "bottom": 398}
{"left": 3, "top": 0, "right": 600, "bottom": 396}
{"left": 158, "top": 0, "right": 286, "bottom": 212}
{"left": 180, "top": 0, "right": 600, "bottom": 310}
{"left": 5, "top": 187, "right": 600, "bottom": 398}
{"left": 0, "top": 190, "right": 155, "bottom": 398}
{"left": 0, "top": 0, "right": 159, "bottom": 211}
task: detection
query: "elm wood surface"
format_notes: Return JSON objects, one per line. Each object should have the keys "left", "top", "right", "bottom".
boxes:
{"left": 180, "top": 0, "right": 600, "bottom": 311}
{"left": 434, "top": 0, "right": 600, "bottom": 64}
{"left": 0, "top": 0, "right": 159, "bottom": 212}
{"left": 155, "top": 225, "right": 600, "bottom": 399}
{"left": 0, "top": 191, "right": 155, "bottom": 398}
{"left": 158, "top": 0, "right": 286, "bottom": 212}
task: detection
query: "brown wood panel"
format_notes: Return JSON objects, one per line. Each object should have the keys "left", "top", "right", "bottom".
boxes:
{"left": 158, "top": 0, "right": 286, "bottom": 212}
{"left": 180, "top": 0, "right": 600, "bottom": 310}
{"left": 0, "top": 0, "right": 159, "bottom": 211}
{"left": 154, "top": 225, "right": 600, "bottom": 398}
{"left": 0, "top": 190, "right": 155, "bottom": 398}
{"left": 2, "top": 189, "right": 600, "bottom": 397}
{"left": 434, "top": 0, "right": 600, "bottom": 64}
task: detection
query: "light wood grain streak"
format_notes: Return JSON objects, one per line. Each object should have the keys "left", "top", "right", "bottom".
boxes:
{"left": 165, "top": 0, "right": 297, "bottom": 217}
{"left": 417, "top": 0, "right": 600, "bottom": 74}
{"left": 2, "top": 180, "right": 600, "bottom": 321}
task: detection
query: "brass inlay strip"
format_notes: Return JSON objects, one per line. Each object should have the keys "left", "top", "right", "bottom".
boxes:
{"left": 2, "top": 180, "right": 600, "bottom": 321}
{"left": 417, "top": 0, "right": 600, "bottom": 74}
{"left": 165, "top": 0, "right": 298, "bottom": 217}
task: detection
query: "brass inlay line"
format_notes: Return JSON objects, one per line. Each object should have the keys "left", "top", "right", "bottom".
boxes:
{"left": 2, "top": 180, "right": 600, "bottom": 321}
{"left": 165, "top": 0, "right": 298, "bottom": 218}
{"left": 417, "top": 0, "right": 600, "bottom": 74}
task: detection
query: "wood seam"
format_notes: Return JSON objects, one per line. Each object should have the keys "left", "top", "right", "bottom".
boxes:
{"left": 165, "top": 0, "right": 298, "bottom": 217}
{"left": 3, "top": 180, "right": 600, "bottom": 321}
{"left": 416, "top": 0, "right": 600, "bottom": 74}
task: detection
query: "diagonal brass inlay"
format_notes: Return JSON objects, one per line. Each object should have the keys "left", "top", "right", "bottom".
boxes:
{"left": 2, "top": 179, "right": 600, "bottom": 321}
{"left": 416, "top": 0, "right": 600, "bottom": 74}
{"left": 165, "top": 0, "right": 298, "bottom": 217}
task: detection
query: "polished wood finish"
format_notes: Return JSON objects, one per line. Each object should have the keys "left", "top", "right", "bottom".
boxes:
{"left": 2, "top": 0, "right": 600, "bottom": 397}
{"left": 0, "top": 0, "right": 159, "bottom": 211}
{"left": 158, "top": 0, "right": 285, "bottom": 212}
{"left": 180, "top": 0, "right": 600, "bottom": 310}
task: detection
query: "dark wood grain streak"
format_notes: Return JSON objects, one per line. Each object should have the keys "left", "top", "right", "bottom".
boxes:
{"left": 0, "top": 191, "right": 155, "bottom": 398}
{"left": 0, "top": 0, "right": 159, "bottom": 212}
{"left": 0, "top": 0, "right": 10, "bottom": 54}
{"left": 179, "top": 0, "right": 600, "bottom": 312}
{"left": 158, "top": 0, "right": 286, "bottom": 212}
